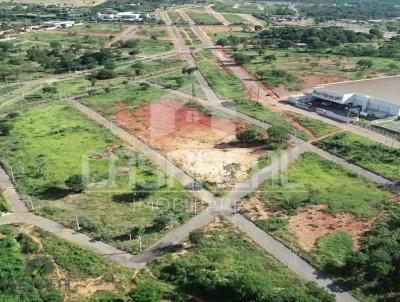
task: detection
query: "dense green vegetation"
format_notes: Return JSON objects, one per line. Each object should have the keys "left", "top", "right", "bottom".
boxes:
{"left": 0, "top": 225, "right": 134, "bottom": 301}
{"left": 341, "top": 204, "right": 400, "bottom": 301}
{"left": 255, "top": 152, "right": 393, "bottom": 218}
{"left": 229, "top": 99, "right": 310, "bottom": 140}
{"left": 297, "top": 0, "right": 400, "bottom": 21}
{"left": 315, "top": 132, "right": 400, "bottom": 182}
{"left": 151, "top": 225, "right": 335, "bottom": 301}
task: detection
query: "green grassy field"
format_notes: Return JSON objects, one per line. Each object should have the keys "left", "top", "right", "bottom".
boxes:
{"left": 168, "top": 11, "right": 188, "bottom": 24}
{"left": 193, "top": 50, "right": 246, "bottom": 101}
{"left": 314, "top": 132, "right": 400, "bottom": 182}
{"left": 185, "top": 10, "right": 222, "bottom": 25}
{"left": 0, "top": 104, "right": 198, "bottom": 252}
{"left": 0, "top": 224, "right": 135, "bottom": 301}
{"left": 231, "top": 100, "right": 310, "bottom": 140}
{"left": 81, "top": 82, "right": 170, "bottom": 116}
{"left": 115, "top": 56, "right": 185, "bottom": 79}
{"left": 136, "top": 26, "right": 168, "bottom": 38}
{"left": 287, "top": 112, "right": 339, "bottom": 138}
{"left": 212, "top": 2, "right": 262, "bottom": 14}
{"left": 149, "top": 223, "right": 334, "bottom": 301}
{"left": 235, "top": 49, "right": 400, "bottom": 91}
{"left": 62, "top": 23, "right": 127, "bottom": 34}
{"left": 222, "top": 13, "right": 250, "bottom": 24}
{"left": 126, "top": 39, "right": 173, "bottom": 55}
{"left": 17, "top": 31, "right": 107, "bottom": 50}
{"left": 255, "top": 152, "right": 393, "bottom": 218}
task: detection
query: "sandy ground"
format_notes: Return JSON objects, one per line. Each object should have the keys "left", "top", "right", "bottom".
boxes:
{"left": 241, "top": 200, "right": 372, "bottom": 251}
{"left": 114, "top": 100, "right": 266, "bottom": 186}
{"left": 288, "top": 205, "right": 372, "bottom": 251}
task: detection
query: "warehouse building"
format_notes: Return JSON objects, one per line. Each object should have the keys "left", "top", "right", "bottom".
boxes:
{"left": 312, "top": 76, "right": 400, "bottom": 118}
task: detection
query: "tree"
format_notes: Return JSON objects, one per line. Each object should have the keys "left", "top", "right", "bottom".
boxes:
{"left": 93, "top": 68, "right": 116, "bottom": 80}
{"left": 65, "top": 175, "right": 85, "bottom": 193}
{"left": 263, "top": 54, "right": 276, "bottom": 63}
{"left": 265, "top": 126, "right": 290, "bottom": 150}
{"left": 357, "top": 59, "right": 374, "bottom": 69}
{"left": 189, "top": 230, "right": 204, "bottom": 246}
{"left": 216, "top": 38, "right": 227, "bottom": 48}
{"left": 233, "top": 53, "right": 252, "bottom": 65}
{"left": 42, "top": 85, "right": 57, "bottom": 94}
{"left": 369, "top": 28, "right": 383, "bottom": 38}
{"left": 181, "top": 66, "right": 197, "bottom": 78}
{"left": 236, "top": 128, "right": 263, "bottom": 144}
{"left": 132, "top": 61, "right": 144, "bottom": 76}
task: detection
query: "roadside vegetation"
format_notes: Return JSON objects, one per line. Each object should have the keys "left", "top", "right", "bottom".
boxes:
{"left": 315, "top": 132, "right": 400, "bottom": 181}
{"left": 0, "top": 192, "right": 9, "bottom": 213}
{"left": 252, "top": 152, "right": 393, "bottom": 218}
{"left": 149, "top": 221, "right": 335, "bottom": 301}
{"left": 241, "top": 152, "right": 398, "bottom": 301}
{"left": 0, "top": 224, "right": 135, "bottom": 302}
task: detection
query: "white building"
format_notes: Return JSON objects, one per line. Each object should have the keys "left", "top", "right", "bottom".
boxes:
{"left": 313, "top": 76, "right": 400, "bottom": 118}
{"left": 42, "top": 21, "right": 75, "bottom": 28}
{"left": 97, "top": 12, "right": 145, "bottom": 22}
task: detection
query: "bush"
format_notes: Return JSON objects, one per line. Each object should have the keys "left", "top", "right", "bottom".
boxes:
{"left": 94, "top": 68, "right": 116, "bottom": 80}
{"left": 188, "top": 230, "right": 205, "bottom": 246}
{"left": 130, "top": 281, "right": 164, "bottom": 302}
{"left": 265, "top": 126, "right": 290, "bottom": 150}
{"left": 16, "top": 233, "right": 40, "bottom": 254}
{"left": 256, "top": 217, "right": 288, "bottom": 232}
{"left": 65, "top": 175, "right": 85, "bottom": 193}
{"left": 0, "top": 122, "right": 12, "bottom": 136}
{"left": 236, "top": 128, "right": 263, "bottom": 144}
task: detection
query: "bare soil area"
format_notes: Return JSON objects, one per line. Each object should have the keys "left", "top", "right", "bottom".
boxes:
{"left": 114, "top": 99, "right": 266, "bottom": 187}
{"left": 289, "top": 205, "right": 372, "bottom": 251}
{"left": 241, "top": 200, "right": 373, "bottom": 252}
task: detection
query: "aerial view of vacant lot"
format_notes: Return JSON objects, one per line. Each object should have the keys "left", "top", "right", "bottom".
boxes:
{"left": 0, "top": 0, "right": 399, "bottom": 301}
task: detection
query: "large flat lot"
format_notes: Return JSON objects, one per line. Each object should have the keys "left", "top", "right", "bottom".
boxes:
{"left": 0, "top": 104, "right": 198, "bottom": 253}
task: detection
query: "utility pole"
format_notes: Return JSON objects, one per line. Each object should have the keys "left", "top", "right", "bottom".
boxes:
{"left": 29, "top": 197, "right": 35, "bottom": 211}
{"left": 9, "top": 165, "right": 15, "bottom": 183}
{"left": 75, "top": 214, "right": 81, "bottom": 230}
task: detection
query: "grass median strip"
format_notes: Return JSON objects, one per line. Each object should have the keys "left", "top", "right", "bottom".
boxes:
{"left": 314, "top": 132, "right": 400, "bottom": 182}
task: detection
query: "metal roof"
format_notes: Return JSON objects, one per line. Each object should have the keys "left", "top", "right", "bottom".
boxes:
{"left": 316, "top": 76, "right": 400, "bottom": 105}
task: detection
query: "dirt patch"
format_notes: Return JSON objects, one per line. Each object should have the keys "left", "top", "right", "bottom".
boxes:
{"left": 114, "top": 99, "right": 266, "bottom": 187}
{"left": 288, "top": 205, "right": 373, "bottom": 251}
{"left": 300, "top": 75, "right": 348, "bottom": 91}
{"left": 240, "top": 197, "right": 273, "bottom": 220}
{"left": 69, "top": 277, "right": 116, "bottom": 298}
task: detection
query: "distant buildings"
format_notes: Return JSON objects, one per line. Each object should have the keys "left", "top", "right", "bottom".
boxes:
{"left": 313, "top": 76, "right": 400, "bottom": 118}
{"left": 42, "top": 21, "right": 75, "bottom": 29}
{"left": 96, "top": 12, "right": 152, "bottom": 22}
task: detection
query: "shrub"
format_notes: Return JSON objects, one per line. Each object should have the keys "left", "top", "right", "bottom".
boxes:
{"left": 236, "top": 128, "right": 263, "bottom": 144}
{"left": 65, "top": 175, "right": 85, "bottom": 193}
{"left": 130, "top": 281, "right": 164, "bottom": 302}
{"left": 16, "top": 233, "right": 40, "bottom": 254}
{"left": 188, "top": 230, "right": 205, "bottom": 246}
{"left": 265, "top": 126, "right": 290, "bottom": 150}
